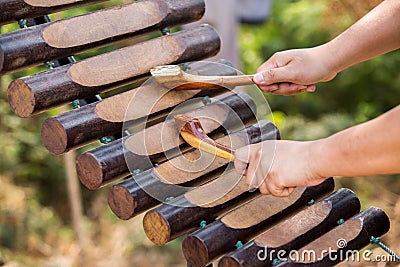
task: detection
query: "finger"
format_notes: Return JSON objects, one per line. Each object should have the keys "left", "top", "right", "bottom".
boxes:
{"left": 245, "top": 149, "right": 262, "bottom": 190}
{"left": 257, "top": 52, "right": 292, "bottom": 74}
{"left": 306, "top": 84, "right": 316, "bottom": 92}
{"left": 254, "top": 65, "right": 295, "bottom": 85}
{"left": 270, "top": 82, "right": 312, "bottom": 95}
{"left": 258, "top": 182, "right": 271, "bottom": 195}
{"left": 266, "top": 181, "right": 294, "bottom": 197}
{"left": 288, "top": 83, "right": 307, "bottom": 91}
{"left": 234, "top": 145, "right": 251, "bottom": 176}
{"left": 234, "top": 158, "right": 248, "bottom": 176}
{"left": 270, "top": 86, "right": 308, "bottom": 96}
{"left": 258, "top": 84, "right": 279, "bottom": 92}
{"left": 278, "top": 187, "right": 296, "bottom": 197}
{"left": 245, "top": 160, "right": 258, "bottom": 190}
{"left": 254, "top": 163, "right": 268, "bottom": 189}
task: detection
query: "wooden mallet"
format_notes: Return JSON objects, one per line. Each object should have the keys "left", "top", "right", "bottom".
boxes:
{"left": 151, "top": 65, "right": 255, "bottom": 90}
{"left": 174, "top": 114, "right": 235, "bottom": 161}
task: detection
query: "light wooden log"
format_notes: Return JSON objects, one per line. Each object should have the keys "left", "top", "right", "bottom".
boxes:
{"left": 182, "top": 179, "right": 335, "bottom": 267}
{"left": 218, "top": 188, "right": 361, "bottom": 267}
{"left": 77, "top": 92, "right": 257, "bottom": 189}
{"left": 40, "top": 61, "right": 234, "bottom": 154}
{"left": 143, "top": 170, "right": 258, "bottom": 246}
{"left": 108, "top": 120, "right": 279, "bottom": 220}
{"left": 0, "top": 0, "right": 105, "bottom": 25}
{"left": 0, "top": 0, "right": 206, "bottom": 74}
{"left": 7, "top": 25, "right": 220, "bottom": 117}
{"left": 275, "top": 207, "right": 390, "bottom": 266}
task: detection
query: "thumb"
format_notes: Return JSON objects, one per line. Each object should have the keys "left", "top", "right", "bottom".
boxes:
{"left": 253, "top": 66, "right": 293, "bottom": 85}
{"left": 234, "top": 146, "right": 250, "bottom": 176}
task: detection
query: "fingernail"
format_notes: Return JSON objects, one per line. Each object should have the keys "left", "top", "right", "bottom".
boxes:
{"left": 249, "top": 187, "right": 258, "bottom": 193}
{"left": 253, "top": 73, "right": 265, "bottom": 84}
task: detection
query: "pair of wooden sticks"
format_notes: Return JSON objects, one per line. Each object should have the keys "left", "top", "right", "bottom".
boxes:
{"left": 152, "top": 65, "right": 256, "bottom": 161}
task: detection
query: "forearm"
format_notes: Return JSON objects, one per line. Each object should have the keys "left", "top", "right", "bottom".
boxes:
{"left": 323, "top": 0, "right": 400, "bottom": 73}
{"left": 313, "top": 105, "right": 400, "bottom": 177}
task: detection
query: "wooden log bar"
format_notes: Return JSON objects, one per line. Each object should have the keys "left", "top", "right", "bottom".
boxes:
{"left": 217, "top": 188, "right": 361, "bottom": 267}
{"left": 182, "top": 179, "right": 335, "bottom": 267}
{"left": 7, "top": 24, "right": 220, "bottom": 117}
{"left": 0, "top": 0, "right": 206, "bottom": 74}
{"left": 108, "top": 120, "right": 280, "bottom": 220}
{"left": 143, "top": 170, "right": 257, "bottom": 246}
{"left": 0, "top": 0, "right": 105, "bottom": 25}
{"left": 275, "top": 207, "right": 390, "bottom": 267}
{"left": 40, "top": 61, "right": 235, "bottom": 154}
{"left": 76, "top": 92, "right": 257, "bottom": 189}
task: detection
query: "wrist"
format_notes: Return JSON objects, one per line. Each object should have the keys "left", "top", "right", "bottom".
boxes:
{"left": 314, "top": 43, "right": 341, "bottom": 76}
{"left": 307, "top": 138, "right": 333, "bottom": 179}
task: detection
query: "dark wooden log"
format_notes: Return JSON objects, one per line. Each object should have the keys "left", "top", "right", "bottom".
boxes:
{"left": 108, "top": 120, "right": 280, "bottom": 220}
{"left": 0, "top": 0, "right": 105, "bottom": 25}
{"left": 76, "top": 92, "right": 257, "bottom": 189}
{"left": 182, "top": 179, "right": 335, "bottom": 267}
{"left": 76, "top": 139, "right": 127, "bottom": 190}
{"left": 40, "top": 61, "right": 235, "bottom": 154}
{"left": 7, "top": 24, "right": 220, "bottom": 117}
{"left": 41, "top": 102, "right": 121, "bottom": 155}
{"left": 275, "top": 207, "right": 390, "bottom": 267}
{"left": 143, "top": 170, "right": 259, "bottom": 246}
{"left": 0, "top": 0, "right": 206, "bottom": 74}
{"left": 217, "top": 188, "right": 361, "bottom": 267}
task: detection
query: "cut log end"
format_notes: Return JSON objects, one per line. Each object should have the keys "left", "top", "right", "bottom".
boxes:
{"left": 143, "top": 210, "right": 171, "bottom": 246}
{"left": 182, "top": 235, "right": 209, "bottom": 267}
{"left": 108, "top": 184, "right": 137, "bottom": 220}
{"left": 218, "top": 256, "right": 241, "bottom": 267}
{"left": 76, "top": 152, "right": 104, "bottom": 190}
{"left": 41, "top": 117, "right": 68, "bottom": 155}
{"left": 7, "top": 79, "right": 36, "bottom": 118}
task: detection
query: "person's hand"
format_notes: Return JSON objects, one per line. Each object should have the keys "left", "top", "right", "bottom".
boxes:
{"left": 253, "top": 46, "right": 338, "bottom": 95}
{"left": 234, "top": 140, "right": 327, "bottom": 197}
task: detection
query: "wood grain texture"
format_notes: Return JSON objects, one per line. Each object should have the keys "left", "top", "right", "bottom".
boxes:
{"left": 40, "top": 61, "right": 233, "bottom": 154}
{"left": 108, "top": 121, "right": 279, "bottom": 220}
{"left": 0, "top": 0, "right": 206, "bottom": 74}
{"left": 26, "top": 0, "right": 88, "bottom": 7}
{"left": 0, "top": 0, "right": 104, "bottom": 25}
{"left": 221, "top": 188, "right": 306, "bottom": 229}
{"left": 182, "top": 179, "right": 335, "bottom": 267}
{"left": 218, "top": 189, "right": 361, "bottom": 267}
{"left": 77, "top": 93, "right": 256, "bottom": 189}
{"left": 143, "top": 170, "right": 259, "bottom": 246}
{"left": 42, "top": 1, "right": 166, "bottom": 48}
{"left": 7, "top": 25, "right": 220, "bottom": 116}
{"left": 95, "top": 60, "right": 236, "bottom": 123}
{"left": 276, "top": 207, "right": 390, "bottom": 266}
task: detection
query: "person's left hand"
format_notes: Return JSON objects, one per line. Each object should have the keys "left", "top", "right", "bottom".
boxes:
{"left": 234, "top": 140, "right": 327, "bottom": 197}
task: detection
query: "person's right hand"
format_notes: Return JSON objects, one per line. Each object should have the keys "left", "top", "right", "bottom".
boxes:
{"left": 253, "top": 45, "right": 338, "bottom": 95}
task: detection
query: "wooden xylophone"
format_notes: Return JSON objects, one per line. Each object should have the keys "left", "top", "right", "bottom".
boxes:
{"left": 0, "top": 0, "right": 391, "bottom": 266}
